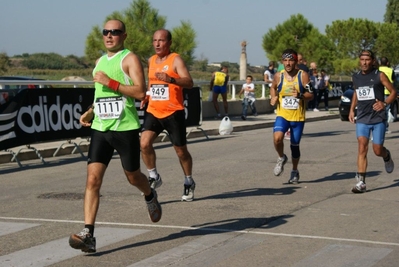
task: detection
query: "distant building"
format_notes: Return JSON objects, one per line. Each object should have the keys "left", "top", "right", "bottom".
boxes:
{"left": 208, "top": 63, "right": 222, "bottom": 68}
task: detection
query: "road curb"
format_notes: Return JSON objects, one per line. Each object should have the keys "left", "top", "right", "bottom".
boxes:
{"left": 0, "top": 114, "right": 339, "bottom": 165}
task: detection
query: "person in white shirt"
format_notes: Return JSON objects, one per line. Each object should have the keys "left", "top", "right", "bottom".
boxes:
{"left": 238, "top": 75, "right": 257, "bottom": 120}
{"left": 264, "top": 61, "right": 276, "bottom": 87}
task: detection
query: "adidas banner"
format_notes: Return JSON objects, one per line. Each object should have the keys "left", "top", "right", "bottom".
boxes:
{"left": 0, "top": 87, "right": 202, "bottom": 151}
{"left": 0, "top": 88, "right": 94, "bottom": 150}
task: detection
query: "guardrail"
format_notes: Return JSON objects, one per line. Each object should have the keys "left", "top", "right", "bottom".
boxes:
{"left": 0, "top": 80, "right": 270, "bottom": 100}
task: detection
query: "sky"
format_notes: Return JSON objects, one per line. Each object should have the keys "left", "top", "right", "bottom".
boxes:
{"left": 0, "top": 0, "right": 387, "bottom": 66}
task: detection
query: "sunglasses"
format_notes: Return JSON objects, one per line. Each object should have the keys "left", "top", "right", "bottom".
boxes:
{"left": 102, "top": 29, "right": 124, "bottom": 36}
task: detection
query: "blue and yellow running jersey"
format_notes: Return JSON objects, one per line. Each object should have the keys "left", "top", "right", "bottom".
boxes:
{"left": 276, "top": 70, "right": 306, "bottom": 122}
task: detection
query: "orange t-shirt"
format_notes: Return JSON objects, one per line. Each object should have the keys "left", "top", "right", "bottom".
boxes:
{"left": 147, "top": 53, "right": 184, "bottom": 118}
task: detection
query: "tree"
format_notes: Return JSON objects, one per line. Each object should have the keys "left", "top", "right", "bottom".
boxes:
{"left": 0, "top": 53, "right": 10, "bottom": 74}
{"left": 84, "top": 0, "right": 197, "bottom": 67}
{"left": 262, "top": 14, "right": 335, "bottom": 72}
{"left": 325, "top": 18, "right": 381, "bottom": 74}
{"left": 170, "top": 21, "right": 196, "bottom": 66}
{"left": 325, "top": 18, "right": 378, "bottom": 59}
{"left": 374, "top": 22, "right": 399, "bottom": 66}
{"left": 384, "top": 0, "right": 399, "bottom": 26}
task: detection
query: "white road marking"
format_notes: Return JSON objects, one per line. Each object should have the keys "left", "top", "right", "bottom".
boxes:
{"left": 0, "top": 221, "right": 40, "bottom": 236}
{"left": 128, "top": 233, "right": 266, "bottom": 267}
{"left": 0, "top": 227, "right": 148, "bottom": 267}
{"left": 1, "top": 216, "right": 398, "bottom": 247}
{"left": 292, "top": 244, "right": 392, "bottom": 267}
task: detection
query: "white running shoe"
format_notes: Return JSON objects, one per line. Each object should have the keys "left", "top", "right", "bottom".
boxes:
{"left": 352, "top": 180, "right": 366, "bottom": 193}
{"left": 384, "top": 150, "right": 394, "bottom": 173}
{"left": 181, "top": 181, "right": 196, "bottom": 202}
{"left": 149, "top": 174, "right": 163, "bottom": 189}
{"left": 274, "top": 154, "right": 288, "bottom": 176}
{"left": 288, "top": 170, "right": 300, "bottom": 184}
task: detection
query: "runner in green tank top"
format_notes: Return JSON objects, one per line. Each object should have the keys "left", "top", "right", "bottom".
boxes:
{"left": 68, "top": 19, "right": 162, "bottom": 254}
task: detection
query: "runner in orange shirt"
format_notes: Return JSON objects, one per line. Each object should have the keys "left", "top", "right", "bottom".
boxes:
{"left": 140, "top": 29, "right": 196, "bottom": 201}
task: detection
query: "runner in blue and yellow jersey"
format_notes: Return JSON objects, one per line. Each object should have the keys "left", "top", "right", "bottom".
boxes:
{"left": 270, "top": 49, "right": 314, "bottom": 184}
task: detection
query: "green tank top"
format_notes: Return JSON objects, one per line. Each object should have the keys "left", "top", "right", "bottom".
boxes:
{"left": 91, "top": 49, "right": 141, "bottom": 132}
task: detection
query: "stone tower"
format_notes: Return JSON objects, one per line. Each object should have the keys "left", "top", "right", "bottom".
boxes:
{"left": 239, "top": 41, "right": 247, "bottom": 80}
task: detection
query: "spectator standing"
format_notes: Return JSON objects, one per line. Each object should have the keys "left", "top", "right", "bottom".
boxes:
{"left": 264, "top": 61, "right": 276, "bottom": 87}
{"left": 69, "top": 19, "right": 162, "bottom": 253}
{"left": 348, "top": 50, "right": 395, "bottom": 193}
{"left": 270, "top": 49, "right": 314, "bottom": 184}
{"left": 210, "top": 66, "right": 229, "bottom": 118}
{"left": 297, "top": 53, "right": 309, "bottom": 73}
{"left": 239, "top": 75, "right": 257, "bottom": 120}
{"left": 140, "top": 29, "right": 196, "bottom": 202}
{"left": 316, "top": 69, "right": 330, "bottom": 111}
{"left": 378, "top": 57, "right": 395, "bottom": 133}
{"left": 309, "top": 67, "right": 319, "bottom": 111}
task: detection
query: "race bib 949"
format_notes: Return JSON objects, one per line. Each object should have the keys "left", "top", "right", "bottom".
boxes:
{"left": 150, "top": 84, "right": 169, "bottom": 100}
{"left": 356, "top": 86, "right": 375, "bottom": 101}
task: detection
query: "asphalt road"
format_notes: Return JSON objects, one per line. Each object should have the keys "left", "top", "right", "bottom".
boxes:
{"left": 0, "top": 118, "right": 398, "bottom": 267}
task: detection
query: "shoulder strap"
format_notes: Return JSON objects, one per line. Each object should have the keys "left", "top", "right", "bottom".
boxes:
{"left": 277, "top": 72, "right": 284, "bottom": 92}
{"left": 297, "top": 70, "right": 305, "bottom": 93}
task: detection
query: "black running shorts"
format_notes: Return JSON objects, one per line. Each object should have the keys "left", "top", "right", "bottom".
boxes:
{"left": 142, "top": 110, "right": 187, "bottom": 146}
{"left": 87, "top": 129, "right": 141, "bottom": 172}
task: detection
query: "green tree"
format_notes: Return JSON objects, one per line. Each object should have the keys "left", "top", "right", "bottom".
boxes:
{"left": 384, "top": 0, "right": 399, "bottom": 26}
{"left": 171, "top": 21, "right": 196, "bottom": 66}
{"left": 191, "top": 55, "right": 208, "bottom": 72}
{"left": 262, "top": 14, "right": 335, "bottom": 72}
{"left": 325, "top": 18, "right": 378, "bottom": 59}
{"left": 325, "top": 18, "right": 380, "bottom": 74}
{"left": 0, "top": 52, "right": 10, "bottom": 74}
{"left": 374, "top": 22, "right": 399, "bottom": 66}
{"left": 84, "top": 0, "right": 197, "bottom": 67}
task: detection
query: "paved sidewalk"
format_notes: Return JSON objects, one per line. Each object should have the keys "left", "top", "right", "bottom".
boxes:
{"left": 0, "top": 109, "right": 339, "bottom": 165}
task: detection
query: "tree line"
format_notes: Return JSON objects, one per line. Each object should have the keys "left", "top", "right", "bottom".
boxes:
{"left": 1, "top": 0, "right": 399, "bottom": 76}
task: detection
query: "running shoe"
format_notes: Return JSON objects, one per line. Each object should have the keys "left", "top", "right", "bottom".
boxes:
{"left": 141, "top": 175, "right": 163, "bottom": 196}
{"left": 146, "top": 189, "right": 162, "bottom": 223}
{"left": 384, "top": 149, "right": 394, "bottom": 173}
{"left": 288, "top": 170, "right": 300, "bottom": 184}
{"left": 182, "top": 181, "right": 196, "bottom": 202}
{"left": 274, "top": 154, "right": 288, "bottom": 176}
{"left": 352, "top": 180, "right": 366, "bottom": 193}
{"left": 149, "top": 174, "right": 163, "bottom": 190}
{"left": 69, "top": 228, "right": 96, "bottom": 253}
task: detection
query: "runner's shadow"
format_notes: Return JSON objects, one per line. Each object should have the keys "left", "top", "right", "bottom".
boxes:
{"left": 160, "top": 187, "right": 300, "bottom": 205}
{"left": 299, "top": 171, "right": 380, "bottom": 184}
{"left": 88, "top": 214, "right": 294, "bottom": 257}
{"left": 302, "top": 130, "right": 351, "bottom": 137}
{"left": 367, "top": 179, "right": 399, "bottom": 192}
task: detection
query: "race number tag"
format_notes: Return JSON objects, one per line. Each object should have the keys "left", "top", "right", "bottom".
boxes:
{"left": 150, "top": 84, "right": 169, "bottom": 100}
{"left": 356, "top": 86, "right": 375, "bottom": 101}
{"left": 94, "top": 96, "right": 124, "bottom": 120}
{"left": 282, "top": 96, "right": 299, "bottom": 109}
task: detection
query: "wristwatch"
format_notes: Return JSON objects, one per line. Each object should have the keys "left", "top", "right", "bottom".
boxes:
{"left": 169, "top": 77, "right": 176, "bottom": 84}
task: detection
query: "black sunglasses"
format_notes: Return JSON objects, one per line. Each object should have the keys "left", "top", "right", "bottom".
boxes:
{"left": 102, "top": 29, "right": 124, "bottom": 36}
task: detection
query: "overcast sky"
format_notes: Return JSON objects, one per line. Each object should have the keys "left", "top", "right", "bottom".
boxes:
{"left": 0, "top": 0, "right": 386, "bottom": 66}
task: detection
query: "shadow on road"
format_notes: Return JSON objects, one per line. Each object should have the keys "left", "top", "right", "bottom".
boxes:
{"left": 88, "top": 214, "right": 294, "bottom": 257}
{"left": 299, "top": 171, "right": 380, "bottom": 184}
{"left": 160, "top": 187, "right": 300, "bottom": 205}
